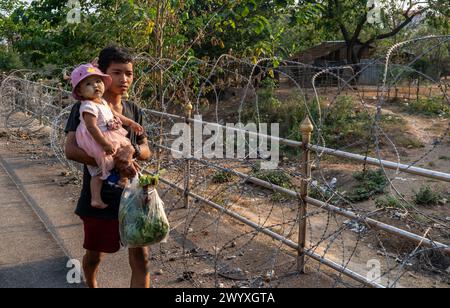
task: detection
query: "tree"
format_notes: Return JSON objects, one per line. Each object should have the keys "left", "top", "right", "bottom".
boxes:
{"left": 293, "top": 0, "right": 450, "bottom": 64}
{"left": 187, "top": 0, "right": 324, "bottom": 59}
{"left": 2, "top": 0, "right": 446, "bottom": 70}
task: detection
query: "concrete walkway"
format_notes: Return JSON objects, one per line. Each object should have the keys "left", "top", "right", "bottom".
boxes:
{"left": 0, "top": 154, "right": 81, "bottom": 288}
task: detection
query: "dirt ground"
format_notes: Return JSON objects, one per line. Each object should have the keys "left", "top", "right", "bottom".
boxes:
{"left": 191, "top": 87, "right": 450, "bottom": 288}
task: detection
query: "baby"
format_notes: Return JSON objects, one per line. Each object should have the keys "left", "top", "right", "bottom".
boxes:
{"left": 71, "top": 63, "right": 143, "bottom": 209}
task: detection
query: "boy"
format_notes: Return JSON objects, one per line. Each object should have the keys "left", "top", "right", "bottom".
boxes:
{"left": 65, "top": 46, "right": 152, "bottom": 288}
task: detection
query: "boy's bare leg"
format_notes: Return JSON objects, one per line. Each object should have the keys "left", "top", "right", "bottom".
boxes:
{"left": 83, "top": 250, "right": 103, "bottom": 288}
{"left": 129, "top": 247, "right": 150, "bottom": 288}
{"left": 90, "top": 176, "right": 108, "bottom": 209}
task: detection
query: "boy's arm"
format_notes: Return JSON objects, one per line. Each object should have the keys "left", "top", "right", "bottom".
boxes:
{"left": 112, "top": 109, "right": 133, "bottom": 126}
{"left": 65, "top": 132, "right": 98, "bottom": 166}
{"left": 111, "top": 109, "right": 144, "bottom": 135}
{"left": 135, "top": 137, "right": 151, "bottom": 161}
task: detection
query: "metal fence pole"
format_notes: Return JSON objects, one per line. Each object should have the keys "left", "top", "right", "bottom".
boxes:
{"left": 298, "top": 116, "right": 314, "bottom": 273}
{"left": 184, "top": 102, "right": 193, "bottom": 209}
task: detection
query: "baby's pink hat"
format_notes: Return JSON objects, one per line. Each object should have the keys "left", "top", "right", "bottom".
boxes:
{"left": 71, "top": 63, "right": 112, "bottom": 100}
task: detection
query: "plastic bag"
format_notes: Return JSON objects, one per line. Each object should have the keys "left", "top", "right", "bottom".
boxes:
{"left": 119, "top": 176, "right": 170, "bottom": 248}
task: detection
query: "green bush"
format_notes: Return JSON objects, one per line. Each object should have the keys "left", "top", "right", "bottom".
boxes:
{"left": 243, "top": 89, "right": 422, "bottom": 152}
{"left": 0, "top": 49, "right": 24, "bottom": 71}
{"left": 348, "top": 169, "right": 388, "bottom": 202}
{"left": 321, "top": 95, "right": 372, "bottom": 148}
{"left": 270, "top": 192, "right": 287, "bottom": 203}
{"left": 414, "top": 187, "right": 442, "bottom": 206}
{"left": 212, "top": 170, "right": 234, "bottom": 184}
{"left": 251, "top": 165, "right": 292, "bottom": 189}
{"left": 242, "top": 93, "right": 368, "bottom": 148}
{"left": 375, "top": 195, "right": 412, "bottom": 210}
{"left": 407, "top": 97, "right": 449, "bottom": 117}
{"left": 260, "top": 77, "right": 278, "bottom": 92}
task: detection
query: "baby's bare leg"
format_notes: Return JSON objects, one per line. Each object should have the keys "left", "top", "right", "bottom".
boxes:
{"left": 91, "top": 176, "right": 108, "bottom": 209}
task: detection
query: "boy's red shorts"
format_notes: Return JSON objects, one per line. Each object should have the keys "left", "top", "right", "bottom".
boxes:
{"left": 81, "top": 216, "right": 121, "bottom": 253}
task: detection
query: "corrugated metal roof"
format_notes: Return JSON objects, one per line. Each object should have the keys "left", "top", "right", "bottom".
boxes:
{"left": 290, "top": 41, "right": 348, "bottom": 64}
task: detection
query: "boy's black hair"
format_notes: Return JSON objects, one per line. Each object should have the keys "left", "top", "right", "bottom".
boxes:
{"left": 98, "top": 46, "right": 133, "bottom": 73}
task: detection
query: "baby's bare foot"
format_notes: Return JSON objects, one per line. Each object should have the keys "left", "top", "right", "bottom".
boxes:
{"left": 91, "top": 201, "right": 108, "bottom": 209}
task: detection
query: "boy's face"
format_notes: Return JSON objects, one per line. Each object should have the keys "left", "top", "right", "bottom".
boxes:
{"left": 105, "top": 62, "right": 134, "bottom": 97}
{"left": 77, "top": 75, "right": 105, "bottom": 100}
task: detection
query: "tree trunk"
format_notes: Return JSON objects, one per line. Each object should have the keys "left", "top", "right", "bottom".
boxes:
{"left": 346, "top": 41, "right": 354, "bottom": 64}
{"left": 154, "top": 0, "right": 166, "bottom": 172}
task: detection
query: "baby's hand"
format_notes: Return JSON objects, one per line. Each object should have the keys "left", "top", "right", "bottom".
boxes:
{"left": 103, "top": 143, "right": 116, "bottom": 156}
{"left": 130, "top": 121, "right": 144, "bottom": 135}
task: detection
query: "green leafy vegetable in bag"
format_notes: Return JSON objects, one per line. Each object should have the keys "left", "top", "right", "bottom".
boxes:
{"left": 139, "top": 174, "right": 160, "bottom": 187}
{"left": 119, "top": 176, "right": 170, "bottom": 247}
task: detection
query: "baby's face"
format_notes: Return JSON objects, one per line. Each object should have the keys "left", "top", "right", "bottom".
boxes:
{"left": 77, "top": 76, "right": 105, "bottom": 100}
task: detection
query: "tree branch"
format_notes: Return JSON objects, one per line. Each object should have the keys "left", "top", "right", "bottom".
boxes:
{"left": 364, "top": 8, "right": 427, "bottom": 46}
{"left": 351, "top": 9, "right": 370, "bottom": 44}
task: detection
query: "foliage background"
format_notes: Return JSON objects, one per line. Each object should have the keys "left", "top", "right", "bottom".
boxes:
{"left": 0, "top": 0, "right": 448, "bottom": 72}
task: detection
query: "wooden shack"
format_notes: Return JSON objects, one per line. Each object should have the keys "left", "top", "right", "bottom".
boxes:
{"left": 284, "top": 41, "right": 374, "bottom": 88}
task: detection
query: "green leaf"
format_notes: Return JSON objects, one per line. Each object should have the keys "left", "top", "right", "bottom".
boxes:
{"left": 241, "top": 6, "right": 250, "bottom": 18}
{"left": 253, "top": 19, "right": 265, "bottom": 34}
{"left": 139, "top": 174, "right": 160, "bottom": 187}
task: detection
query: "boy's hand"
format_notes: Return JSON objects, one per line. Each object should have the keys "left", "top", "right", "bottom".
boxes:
{"left": 130, "top": 121, "right": 144, "bottom": 135}
{"left": 103, "top": 143, "right": 116, "bottom": 156}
